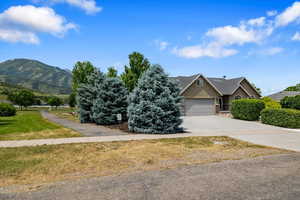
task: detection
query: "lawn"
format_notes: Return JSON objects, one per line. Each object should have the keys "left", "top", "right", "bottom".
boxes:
{"left": 0, "top": 111, "right": 80, "bottom": 140}
{"left": 49, "top": 107, "right": 78, "bottom": 122}
{"left": 0, "top": 136, "right": 291, "bottom": 188}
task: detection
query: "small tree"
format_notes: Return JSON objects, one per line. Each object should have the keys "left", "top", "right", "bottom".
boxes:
{"left": 8, "top": 90, "right": 35, "bottom": 110}
{"left": 68, "top": 93, "right": 76, "bottom": 108}
{"left": 77, "top": 70, "right": 105, "bottom": 123}
{"left": 128, "top": 65, "right": 182, "bottom": 134}
{"left": 48, "top": 96, "right": 63, "bottom": 109}
{"left": 91, "top": 77, "right": 128, "bottom": 125}
{"left": 72, "top": 61, "right": 97, "bottom": 93}
{"left": 106, "top": 67, "right": 118, "bottom": 78}
{"left": 121, "top": 52, "right": 150, "bottom": 92}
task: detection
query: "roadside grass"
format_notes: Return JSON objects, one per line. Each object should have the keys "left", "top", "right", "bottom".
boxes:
{"left": 0, "top": 136, "right": 291, "bottom": 188}
{"left": 0, "top": 111, "right": 80, "bottom": 140}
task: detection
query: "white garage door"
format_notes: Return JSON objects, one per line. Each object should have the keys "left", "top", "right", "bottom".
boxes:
{"left": 184, "top": 99, "right": 215, "bottom": 116}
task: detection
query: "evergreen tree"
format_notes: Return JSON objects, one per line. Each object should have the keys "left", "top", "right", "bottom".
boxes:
{"left": 77, "top": 70, "right": 105, "bottom": 123}
{"left": 128, "top": 65, "right": 182, "bottom": 134}
{"left": 121, "top": 52, "right": 150, "bottom": 92}
{"left": 91, "top": 77, "right": 128, "bottom": 125}
{"left": 106, "top": 67, "right": 118, "bottom": 78}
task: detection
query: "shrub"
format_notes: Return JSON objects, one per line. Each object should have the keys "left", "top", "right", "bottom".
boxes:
{"left": 261, "top": 108, "right": 300, "bottom": 128}
{"left": 262, "top": 97, "right": 281, "bottom": 109}
{"left": 0, "top": 103, "right": 16, "bottom": 116}
{"left": 231, "top": 99, "right": 265, "bottom": 121}
{"left": 128, "top": 65, "right": 182, "bottom": 134}
{"left": 280, "top": 95, "right": 300, "bottom": 110}
{"left": 91, "top": 77, "right": 128, "bottom": 125}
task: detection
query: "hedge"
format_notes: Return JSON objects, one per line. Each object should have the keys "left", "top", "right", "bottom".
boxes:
{"left": 231, "top": 99, "right": 265, "bottom": 121}
{"left": 261, "top": 108, "right": 300, "bottom": 128}
{"left": 280, "top": 95, "right": 300, "bottom": 110}
{"left": 261, "top": 97, "right": 281, "bottom": 109}
{"left": 0, "top": 103, "right": 16, "bottom": 117}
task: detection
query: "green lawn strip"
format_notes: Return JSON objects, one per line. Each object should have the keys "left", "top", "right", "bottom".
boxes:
{"left": 0, "top": 111, "right": 60, "bottom": 135}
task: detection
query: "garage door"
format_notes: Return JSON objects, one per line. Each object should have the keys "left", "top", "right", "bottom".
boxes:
{"left": 184, "top": 99, "right": 215, "bottom": 116}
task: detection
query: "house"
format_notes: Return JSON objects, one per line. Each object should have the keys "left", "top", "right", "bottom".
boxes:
{"left": 170, "top": 74, "right": 261, "bottom": 116}
{"left": 268, "top": 91, "right": 300, "bottom": 102}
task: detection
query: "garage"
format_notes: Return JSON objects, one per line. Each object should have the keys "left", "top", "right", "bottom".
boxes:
{"left": 184, "top": 99, "right": 215, "bottom": 116}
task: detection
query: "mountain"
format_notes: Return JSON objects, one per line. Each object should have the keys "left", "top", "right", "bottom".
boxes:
{"left": 0, "top": 59, "right": 72, "bottom": 94}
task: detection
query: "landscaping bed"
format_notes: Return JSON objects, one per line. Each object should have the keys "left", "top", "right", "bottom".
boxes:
{"left": 0, "top": 136, "right": 291, "bottom": 188}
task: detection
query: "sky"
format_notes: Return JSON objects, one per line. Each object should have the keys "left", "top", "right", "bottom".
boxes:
{"left": 1, "top": 0, "right": 300, "bottom": 95}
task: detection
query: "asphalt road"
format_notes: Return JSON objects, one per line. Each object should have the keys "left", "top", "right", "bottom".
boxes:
{"left": 2, "top": 153, "right": 300, "bottom": 200}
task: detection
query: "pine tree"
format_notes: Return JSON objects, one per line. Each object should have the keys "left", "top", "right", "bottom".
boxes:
{"left": 91, "top": 77, "right": 128, "bottom": 125}
{"left": 77, "top": 70, "right": 105, "bottom": 123}
{"left": 128, "top": 65, "right": 182, "bottom": 134}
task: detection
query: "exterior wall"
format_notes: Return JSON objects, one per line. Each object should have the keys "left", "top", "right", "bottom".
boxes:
{"left": 229, "top": 87, "right": 249, "bottom": 102}
{"left": 182, "top": 77, "right": 221, "bottom": 99}
{"left": 240, "top": 79, "right": 260, "bottom": 98}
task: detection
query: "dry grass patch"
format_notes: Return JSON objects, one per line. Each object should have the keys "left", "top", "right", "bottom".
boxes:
{"left": 0, "top": 136, "right": 291, "bottom": 188}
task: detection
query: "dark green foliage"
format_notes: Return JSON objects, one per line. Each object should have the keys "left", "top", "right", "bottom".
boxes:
{"left": 8, "top": 90, "right": 35, "bottom": 110}
{"left": 128, "top": 65, "right": 182, "bottom": 134}
{"left": 121, "top": 52, "right": 150, "bottom": 92}
{"left": 261, "top": 108, "right": 300, "bottom": 128}
{"left": 280, "top": 95, "right": 300, "bottom": 110}
{"left": 106, "top": 67, "right": 118, "bottom": 78}
{"left": 77, "top": 70, "right": 105, "bottom": 123}
{"left": 91, "top": 77, "right": 128, "bottom": 125}
{"left": 285, "top": 83, "right": 300, "bottom": 91}
{"left": 0, "top": 59, "right": 72, "bottom": 94}
{"left": 47, "top": 96, "right": 63, "bottom": 108}
{"left": 72, "top": 61, "right": 97, "bottom": 93}
{"left": 231, "top": 99, "right": 265, "bottom": 121}
{"left": 68, "top": 93, "right": 76, "bottom": 107}
{"left": 0, "top": 103, "right": 16, "bottom": 116}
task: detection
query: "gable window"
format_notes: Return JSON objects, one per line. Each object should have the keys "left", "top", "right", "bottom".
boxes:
{"left": 196, "top": 79, "right": 204, "bottom": 87}
{"left": 235, "top": 95, "right": 241, "bottom": 100}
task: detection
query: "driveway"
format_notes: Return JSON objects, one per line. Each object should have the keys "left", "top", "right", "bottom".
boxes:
{"left": 2, "top": 153, "right": 300, "bottom": 200}
{"left": 183, "top": 116, "right": 300, "bottom": 151}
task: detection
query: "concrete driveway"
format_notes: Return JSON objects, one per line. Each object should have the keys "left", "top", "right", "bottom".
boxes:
{"left": 182, "top": 116, "right": 300, "bottom": 152}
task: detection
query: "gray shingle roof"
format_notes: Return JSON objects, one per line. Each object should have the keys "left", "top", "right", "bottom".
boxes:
{"left": 268, "top": 91, "right": 300, "bottom": 101}
{"left": 170, "top": 74, "right": 244, "bottom": 95}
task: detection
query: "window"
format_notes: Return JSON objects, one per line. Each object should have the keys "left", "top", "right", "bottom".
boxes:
{"left": 235, "top": 95, "right": 241, "bottom": 100}
{"left": 196, "top": 79, "right": 204, "bottom": 87}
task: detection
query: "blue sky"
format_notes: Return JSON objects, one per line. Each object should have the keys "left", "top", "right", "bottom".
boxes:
{"left": 1, "top": 0, "right": 300, "bottom": 95}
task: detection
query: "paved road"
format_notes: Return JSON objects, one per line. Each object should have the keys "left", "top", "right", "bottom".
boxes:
{"left": 2, "top": 153, "right": 300, "bottom": 200}
{"left": 41, "top": 111, "right": 126, "bottom": 137}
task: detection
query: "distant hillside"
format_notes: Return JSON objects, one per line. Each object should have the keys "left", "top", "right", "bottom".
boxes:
{"left": 0, "top": 59, "right": 72, "bottom": 94}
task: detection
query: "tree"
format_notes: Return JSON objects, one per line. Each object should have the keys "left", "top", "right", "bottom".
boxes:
{"left": 8, "top": 90, "right": 35, "bottom": 110}
{"left": 128, "top": 65, "right": 182, "bottom": 134}
{"left": 106, "top": 67, "right": 118, "bottom": 78}
{"left": 72, "top": 61, "right": 97, "bottom": 93}
{"left": 77, "top": 69, "right": 105, "bottom": 123}
{"left": 68, "top": 93, "right": 76, "bottom": 108}
{"left": 285, "top": 83, "right": 300, "bottom": 91}
{"left": 251, "top": 83, "right": 262, "bottom": 95}
{"left": 91, "top": 77, "right": 128, "bottom": 125}
{"left": 121, "top": 52, "right": 150, "bottom": 92}
{"left": 48, "top": 96, "right": 63, "bottom": 109}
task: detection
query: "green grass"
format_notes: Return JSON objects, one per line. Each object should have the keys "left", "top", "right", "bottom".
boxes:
{"left": 0, "top": 111, "right": 81, "bottom": 140}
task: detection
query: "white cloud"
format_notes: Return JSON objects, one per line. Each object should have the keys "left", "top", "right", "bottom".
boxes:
{"left": 0, "top": 5, "right": 75, "bottom": 44}
{"left": 267, "top": 10, "right": 277, "bottom": 17}
{"left": 275, "top": 2, "right": 300, "bottom": 27}
{"left": 262, "top": 47, "right": 284, "bottom": 55}
{"left": 0, "top": 29, "right": 39, "bottom": 44}
{"left": 154, "top": 40, "right": 169, "bottom": 50}
{"left": 247, "top": 17, "right": 266, "bottom": 26}
{"left": 292, "top": 32, "right": 300, "bottom": 40}
{"left": 36, "top": 0, "right": 102, "bottom": 14}
{"left": 172, "top": 42, "right": 238, "bottom": 59}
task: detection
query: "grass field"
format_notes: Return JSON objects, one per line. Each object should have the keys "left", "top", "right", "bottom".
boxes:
{"left": 0, "top": 111, "right": 80, "bottom": 140}
{"left": 49, "top": 107, "right": 78, "bottom": 122}
{"left": 0, "top": 136, "right": 290, "bottom": 188}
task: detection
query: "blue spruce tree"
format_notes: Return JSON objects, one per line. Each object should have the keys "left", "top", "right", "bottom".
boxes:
{"left": 77, "top": 69, "right": 105, "bottom": 123}
{"left": 128, "top": 65, "right": 182, "bottom": 134}
{"left": 91, "top": 77, "right": 128, "bottom": 125}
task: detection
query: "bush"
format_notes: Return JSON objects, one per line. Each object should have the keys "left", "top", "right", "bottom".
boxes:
{"left": 231, "top": 99, "right": 265, "bottom": 121}
{"left": 280, "top": 95, "right": 300, "bottom": 110}
{"left": 261, "top": 108, "right": 300, "bottom": 128}
{"left": 262, "top": 97, "right": 281, "bottom": 109}
{"left": 128, "top": 65, "right": 182, "bottom": 134}
{"left": 0, "top": 103, "right": 16, "bottom": 116}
